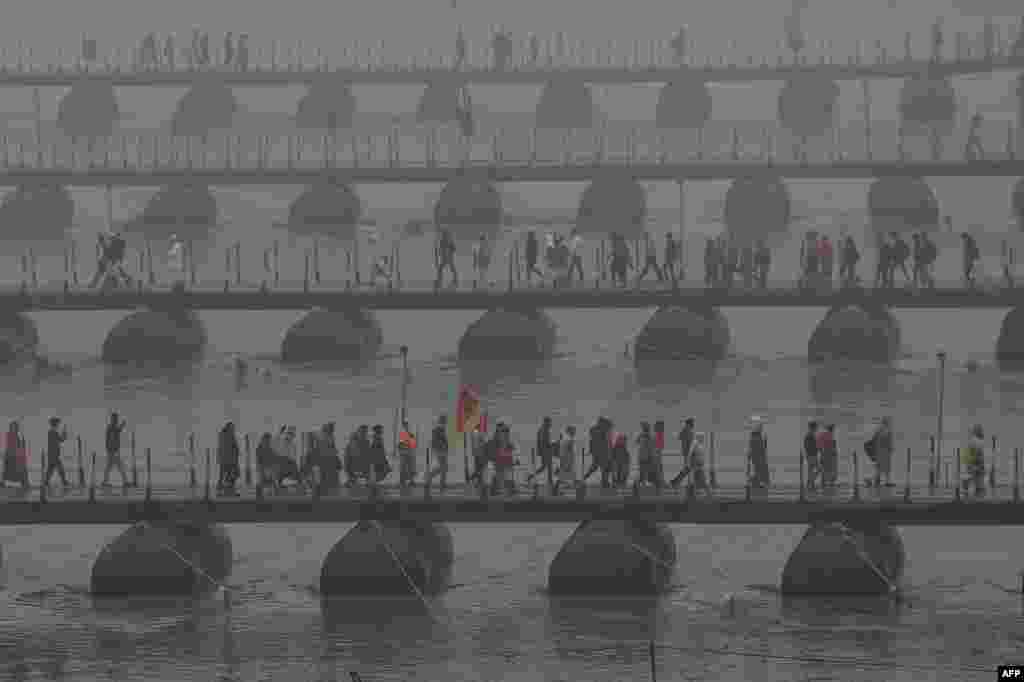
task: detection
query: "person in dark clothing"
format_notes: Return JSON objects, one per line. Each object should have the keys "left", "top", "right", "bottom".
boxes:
{"left": 962, "top": 232, "right": 980, "bottom": 288}
{"left": 610, "top": 429, "right": 630, "bottom": 487}
{"left": 911, "top": 233, "right": 925, "bottom": 287}
{"left": 102, "top": 412, "right": 128, "bottom": 487}
{"left": 609, "top": 234, "right": 631, "bottom": 287}
{"left": 426, "top": 415, "right": 450, "bottom": 491}
{"left": 524, "top": 231, "right": 544, "bottom": 282}
{"left": 435, "top": 229, "right": 458, "bottom": 289}
{"left": 754, "top": 240, "right": 770, "bottom": 289}
{"left": 369, "top": 424, "right": 392, "bottom": 483}
{"left": 704, "top": 238, "right": 717, "bottom": 287}
{"left": 527, "top": 416, "right": 555, "bottom": 488}
{"left": 747, "top": 418, "right": 769, "bottom": 488}
{"left": 636, "top": 234, "right": 664, "bottom": 283}
{"left": 874, "top": 235, "right": 891, "bottom": 289}
{"left": 343, "top": 430, "right": 363, "bottom": 486}
{"left": 801, "top": 232, "right": 818, "bottom": 287}
{"left": 803, "top": 421, "right": 819, "bottom": 491}
{"left": 670, "top": 417, "right": 696, "bottom": 488}
{"left": 44, "top": 417, "right": 69, "bottom": 489}
{"left": 890, "top": 232, "right": 911, "bottom": 286}
{"left": 664, "top": 233, "right": 680, "bottom": 283}
{"left": 255, "top": 432, "right": 279, "bottom": 491}
{"left": 840, "top": 235, "right": 860, "bottom": 287}
{"left": 582, "top": 417, "right": 613, "bottom": 488}
{"left": 2, "top": 420, "right": 28, "bottom": 490}
{"left": 217, "top": 421, "right": 240, "bottom": 495}
{"left": 315, "top": 423, "right": 341, "bottom": 493}
{"left": 818, "top": 424, "right": 838, "bottom": 488}
{"left": 918, "top": 232, "right": 937, "bottom": 289}
{"left": 223, "top": 32, "right": 235, "bottom": 67}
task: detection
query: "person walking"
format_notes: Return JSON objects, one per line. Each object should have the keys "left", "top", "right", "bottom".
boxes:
{"left": 397, "top": 420, "right": 418, "bottom": 488}
{"left": 803, "top": 421, "right": 820, "bottom": 491}
{"left": 633, "top": 421, "right": 660, "bottom": 492}
{"left": 582, "top": 417, "right": 613, "bottom": 488}
{"left": 524, "top": 230, "right": 544, "bottom": 283}
{"left": 102, "top": 412, "right": 129, "bottom": 487}
{"left": 425, "top": 415, "right": 450, "bottom": 491}
{"left": 817, "top": 423, "right": 838, "bottom": 488}
{"left": 961, "top": 424, "right": 987, "bottom": 498}
{"left": 747, "top": 416, "right": 770, "bottom": 489}
{"left": 217, "top": 421, "right": 241, "bottom": 496}
{"left": 568, "top": 229, "right": 585, "bottom": 283}
{"left": 44, "top": 417, "right": 70, "bottom": 490}
{"left": 961, "top": 232, "right": 980, "bottom": 288}
{"left": 472, "top": 233, "right": 492, "bottom": 287}
{"left": 676, "top": 432, "right": 712, "bottom": 499}
{"left": 553, "top": 425, "right": 577, "bottom": 495}
{"left": 2, "top": 421, "right": 28, "bottom": 491}
{"left": 434, "top": 229, "right": 458, "bottom": 289}
{"left": 865, "top": 416, "right": 894, "bottom": 488}
{"left": 527, "top": 416, "right": 556, "bottom": 490}
{"left": 368, "top": 425, "right": 392, "bottom": 484}
{"left": 636, "top": 234, "right": 665, "bottom": 283}
{"left": 670, "top": 417, "right": 696, "bottom": 488}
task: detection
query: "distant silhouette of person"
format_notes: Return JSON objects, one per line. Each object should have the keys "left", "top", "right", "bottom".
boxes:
{"left": 608, "top": 233, "right": 631, "bottom": 287}
{"left": 223, "top": 32, "right": 235, "bottom": 67}
{"left": 44, "top": 417, "right": 69, "bottom": 489}
{"left": 529, "top": 34, "right": 540, "bottom": 64}
{"left": 199, "top": 31, "right": 210, "bottom": 66}
{"left": 435, "top": 228, "right": 458, "bottom": 288}
{"left": 931, "top": 17, "right": 944, "bottom": 61}
{"left": 964, "top": 113, "right": 985, "bottom": 160}
{"left": 524, "top": 230, "right": 543, "bottom": 282}
{"left": 568, "top": 229, "right": 585, "bottom": 282}
{"left": 164, "top": 34, "right": 176, "bottom": 70}
{"left": 670, "top": 27, "right": 688, "bottom": 62}
{"left": 754, "top": 240, "right": 771, "bottom": 288}
{"left": 874, "top": 235, "right": 891, "bottom": 288}
{"left": 2, "top": 421, "right": 28, "bottom": 490}
{"left": 839, "top": 235, "right": 859, "bottom": 287}
{"left": 236, "top": 34, "right": 249, "bottom": 71}
{"left": 492, "top": 30, "right": 513, "bottom": 70}
{"left": 962, "top": 232, "right": 980, "bottom": 288}
{"left": 636, "top": 233, "right": 664, "bottom": 283}
{"left": 663, "top": 233, "right": 679, "bottom": 283}
{"left": 889, "top": 232, "right": 911, "bottom": 286}
{"left": 217, "top": 422, "right": 241, "bottom": 495}
{"left": 103, "top": 412, "right": 128, "bottom": 487}
{"left": 472, "top": 233, "right": 492, "bottom": 286}
{"left": 455, "top": 28, "right": 467, "bottom": 69}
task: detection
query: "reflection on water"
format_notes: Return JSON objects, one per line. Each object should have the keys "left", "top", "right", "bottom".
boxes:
{"left": 633, "top": 358, "right": 718, "bottom": 389}
{"left": 458, "top": 358, "right": 556, "bottom": 393}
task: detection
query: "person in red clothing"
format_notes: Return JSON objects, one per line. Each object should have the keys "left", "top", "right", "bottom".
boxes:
{"left": 816, "top": 424, "right": 838, "bottom": 488}
{"left": 817, "top": 235, "right": 834, "bottom": 285}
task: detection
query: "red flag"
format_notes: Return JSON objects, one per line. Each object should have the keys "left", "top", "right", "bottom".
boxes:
{"left": 455, "top": 384, "right": 481, "bottom": 433}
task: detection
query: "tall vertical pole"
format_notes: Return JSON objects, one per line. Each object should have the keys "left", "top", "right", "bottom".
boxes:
{"left": 399, "top": 345, "right": 409, "bottom": 424}
{"left": 677, "top": 179, "right": 686, "bottom": 280}
{"left": 105, "top": 186, "right": 114, "bottom": 231}
{"left": 936, "top": 350, "right": 946, "bottom": 487}
{"left": 861, "top": 79, "right": 872, "bottom": 160}
{"left": 32, "top": 88, "right": 41, "bottom": 147}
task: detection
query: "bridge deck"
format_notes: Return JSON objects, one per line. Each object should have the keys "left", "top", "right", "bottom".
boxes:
{"left": 1, "top": 281, "right": 1023, "bottom": 311}
{"left": 0, "top": 52, "right": 1022, "bottom": 86}
{"left": 0, "top": 482, "right": 1020, "bottom": 524}
{"left": 1, "top": 159, "right": 1022, "bottom": 186}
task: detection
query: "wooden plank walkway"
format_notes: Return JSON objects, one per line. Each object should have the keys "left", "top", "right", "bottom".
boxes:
{"left": 0, "top": 280, "right": 1022, "bottom": 311}
{"left": 0, "top": 159, "right": 1022, "bottom": 187}
{"left": 0, "top": 482, "right": 1020, "bottom": 525}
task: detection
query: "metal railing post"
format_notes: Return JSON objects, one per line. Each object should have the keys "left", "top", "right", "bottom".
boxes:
{"left": 904, "top": 447, "right": 912, "bottom": 502}
{"left": 88, "top": 451, "right": 97, "bottom": 503}
{"left": 144, "top": 448, "right": 152, "bottom": 502}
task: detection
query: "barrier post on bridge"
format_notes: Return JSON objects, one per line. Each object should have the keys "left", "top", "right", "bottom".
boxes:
{"left": 798, "top": 447, "right": 805, "bottom": 502}
{"left": 130, "top": 431, "right": 137, "bottom": 487}
{"left": 88, "top": 451, "right": 96, "bottom": 503}
{"left": 145, "top": 448, "right": 152, "bottom": 502}
{"left": 313, "top": 241, "right": 321, "bottom": 285}
{"left": 224, "top": 247, "right": 231, "bottom": 291}
{"left": 904, "top": 447, "right": 911, "bottom": 502}
{"left": 234, "top": 242, "right": 241, "bottom": 286}
{"left": 955, "top": 447, "right": 961, "bottom": 502}
{"left": 244, "top": 434, "right": 252, "bottom": 487}
{"left": 928, "top": 436, "right": 936, "bottom": 491}
{"left": 423, "top": 446, "right": 430, "bottom": 499}
{"left": 852, "top": 450, "right": 860, "bottom": 501}
{"left": 188, "top": 433, "right": 196, "bottom": 488}
{"left": 1014, "top": 447, "right": 1019, "bottom": 502}
{"left": 303, "top": 251, "right": 310, "bottom": 293}
{"left": 990, "top": 435, "right": 997, "bottom": 490}
{"left": 146, "top": 241, "right": 154, "bottom": 286}
{"left": 76, "top": 436, "right": 85, "bottom": 488}
{"left": 745, "top": 451, "right": 751, "bottom": 502}
{"left": 274, "top": 241, "right": 280, "bottom": 286}
{"left": 205, "top": 447, "right": 212, "bottom": 502}
{"left": 38, "top": 444, "right": 46, "bottom": 503}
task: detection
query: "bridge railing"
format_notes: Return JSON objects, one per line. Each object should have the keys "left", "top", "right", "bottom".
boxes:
{"left": 0, "top": 28, "right": 1021, "bottom": 79}
{"left": 0, "top": 118, "right": 1020, "bottom": 171}
{"left": 3, "top": 429, "right": 1021, "bottom": 506}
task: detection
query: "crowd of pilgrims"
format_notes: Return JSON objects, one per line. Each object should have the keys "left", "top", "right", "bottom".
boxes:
{"left": 0, "top": 411, "right": 994, "bottom": 498}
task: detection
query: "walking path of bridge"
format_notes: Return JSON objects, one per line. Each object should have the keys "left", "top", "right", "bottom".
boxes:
{"left": 0, "top": 481, "right": 1020, "bottom": 525}
{"left": 1, "top": 280, "right": 1023, "bottom": 311}
{"left": 1, "top": 45, "right": 1022, "bottom": 86}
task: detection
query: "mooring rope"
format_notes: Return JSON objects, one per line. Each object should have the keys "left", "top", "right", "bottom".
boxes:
{"left": 368, "top": 522, "right": 439, "bottom": 623}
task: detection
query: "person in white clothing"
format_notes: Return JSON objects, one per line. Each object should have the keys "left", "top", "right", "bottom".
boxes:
{"left": 167, "top": 234, "right": 185, "bottom": 281}
{"left": 567, "top": 229, "right": 585, "bottom": 282}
